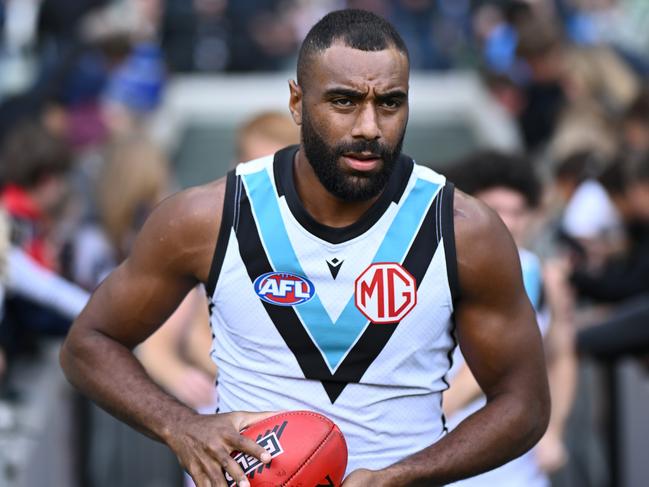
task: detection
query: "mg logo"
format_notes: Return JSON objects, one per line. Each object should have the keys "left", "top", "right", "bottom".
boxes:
{"left": 354, "top": 262, "right": 417, "bottom": 324}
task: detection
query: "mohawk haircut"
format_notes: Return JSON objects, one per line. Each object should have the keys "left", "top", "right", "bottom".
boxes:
{"left": 297, "top": 9, "right": 409, "bottom": 87}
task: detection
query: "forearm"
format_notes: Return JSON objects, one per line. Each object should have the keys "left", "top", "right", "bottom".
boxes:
{"left": 60, "top": 327, "right": 196, "bottom": 444}
{"left": 380, "top": 393, "right": 549, "bottom": 486}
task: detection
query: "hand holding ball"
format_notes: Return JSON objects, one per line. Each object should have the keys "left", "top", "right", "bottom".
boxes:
{"left": 227, "top": 411, "right": 348, "bottom": 487}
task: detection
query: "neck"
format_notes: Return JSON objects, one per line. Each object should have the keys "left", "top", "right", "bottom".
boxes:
{"left": 293, "top": 148, "right": 381, "bottom": 228}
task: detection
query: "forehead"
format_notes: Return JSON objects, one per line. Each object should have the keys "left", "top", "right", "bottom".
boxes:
{"left": 307, "top": 43, "right": 409, "bottom": 93}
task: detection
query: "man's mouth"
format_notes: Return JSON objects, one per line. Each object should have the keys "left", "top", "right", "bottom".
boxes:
{"left": 342, "top": 152, "right": 381, "bottom": 172}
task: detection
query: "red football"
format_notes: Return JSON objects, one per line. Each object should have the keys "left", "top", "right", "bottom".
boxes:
{"left": 227, "top": 410, "right": 348, "bottom": 487}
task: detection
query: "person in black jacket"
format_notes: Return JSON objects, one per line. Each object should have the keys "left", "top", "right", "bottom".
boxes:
{"left": 571, "top": 155, "right": 649, "bottom": 359}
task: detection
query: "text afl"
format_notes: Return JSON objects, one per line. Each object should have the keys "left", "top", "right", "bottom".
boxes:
{"left": 254, "top": 272, "right": 316, "bottom": 306}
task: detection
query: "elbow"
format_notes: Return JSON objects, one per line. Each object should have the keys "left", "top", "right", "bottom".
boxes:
{"left": 496, "top": 383, "right": 550, "bottom": 456}
{"left": 520, "top": 385, "right": 551, "bottom": 451}
{"left": 59, "top": 329, "right": 78, "bottom": 383}
{"left": 59, "top": 322, "right": 90, "bottom": 386}
{"left": 530, "top": 394, "right": 551, "bottom": 446}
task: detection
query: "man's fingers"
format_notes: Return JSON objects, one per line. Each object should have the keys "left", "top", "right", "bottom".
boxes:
{"left": 234, "top": 434, "right": 272, "bottom": 464}
{"left": 186, "top": 462, "right": 212, "bottom": 487}
{"left": 216, "top": 452, "right": 250, "bottom": 487}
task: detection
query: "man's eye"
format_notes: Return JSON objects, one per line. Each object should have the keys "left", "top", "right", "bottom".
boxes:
{"left": 332, "top": 98, "right": 353, "bottom": 107}
{"left": 380, "top": 99, "right": 401, "bottom": 109}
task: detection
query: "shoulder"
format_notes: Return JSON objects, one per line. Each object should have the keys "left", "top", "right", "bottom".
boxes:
{"left": 153, "top": 178, "right": 225, "bottom": 229}
{"left": 128, "top": 178, "right": 227, "bottom": 283}
{"left": 452, "top": 190, "right": 523, "bottom": 302}
{"left": 453, "top": 189, "right": 507, "bottom": 252}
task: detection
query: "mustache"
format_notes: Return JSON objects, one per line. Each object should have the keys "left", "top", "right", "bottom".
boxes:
{"left": 333, "top": 139, "right": 391, "bottom": 157}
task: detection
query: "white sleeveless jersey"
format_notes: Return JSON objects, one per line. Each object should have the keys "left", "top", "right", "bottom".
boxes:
{"left": 205, "top": 146, "right": 459, "bottom": 474}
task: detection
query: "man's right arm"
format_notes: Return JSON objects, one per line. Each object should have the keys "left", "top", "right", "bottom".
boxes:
{"left": 60, "top": 180, "right": 275, "bottom": 487}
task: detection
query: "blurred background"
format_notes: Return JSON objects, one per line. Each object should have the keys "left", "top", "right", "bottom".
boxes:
{"left": 0, "top": 1, "right": 647, "bottom": 486}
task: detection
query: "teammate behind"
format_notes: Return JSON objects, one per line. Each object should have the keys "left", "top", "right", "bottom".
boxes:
{"left": 61, "top": 9, "right": 549, "bottom": 487}
{"left": 443, "top": 151, "right": 576, "bottom": 486}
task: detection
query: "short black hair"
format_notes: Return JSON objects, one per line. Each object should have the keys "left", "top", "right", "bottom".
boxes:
{"left": 297, "top": 9, "right": 408, "bottom": 87}
{"left": 0, "top": 121, "right": 72, "bottom": 189}
{"left": 598, "top": 156, "right": 628, "bottom": 196}
{"left": 555, "top": 150, "right": 602, "bottom": 184}
{"left": 445, "top": 150, "right": 542, "bottom": 208}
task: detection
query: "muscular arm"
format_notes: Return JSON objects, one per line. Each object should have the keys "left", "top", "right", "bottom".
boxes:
{"left": 61, "top": 183, "right": 218, "bottom": 437}
{"left": 137, "top": 287, "right": 216, "bottom": 410}
{"left": 60, "top": 181, "right": 274, "bottom": 487}
{"left": 348, "top": 192, "right": 551, "bottom": 486}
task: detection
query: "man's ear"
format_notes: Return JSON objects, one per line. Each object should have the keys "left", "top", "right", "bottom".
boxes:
{"left": 288, "top": 79, "right": 303, "bottom": 126}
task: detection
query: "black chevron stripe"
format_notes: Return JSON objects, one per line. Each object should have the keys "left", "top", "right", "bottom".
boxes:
{"left": 235, "top": 178, "right": 445, "bottom": 403}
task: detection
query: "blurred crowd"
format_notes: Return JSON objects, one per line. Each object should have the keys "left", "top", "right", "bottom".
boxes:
{"left": 0, "top": 0, "right": 648, "bottom": 486}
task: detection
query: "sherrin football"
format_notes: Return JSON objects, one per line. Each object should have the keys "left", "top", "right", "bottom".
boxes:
{"left": 227, "top": 410, "right": 348, "bottom": 487}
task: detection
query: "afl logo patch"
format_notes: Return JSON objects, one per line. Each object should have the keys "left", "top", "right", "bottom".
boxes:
{"left": 253, "top": 272, "right": 315, "bottom": 306}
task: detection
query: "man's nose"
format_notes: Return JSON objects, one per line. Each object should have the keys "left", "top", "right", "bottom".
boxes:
{"left": 351, "top": 103, "right": 380, "bottom": 140}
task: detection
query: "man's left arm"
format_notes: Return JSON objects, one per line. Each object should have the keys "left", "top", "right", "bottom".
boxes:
{"left": 343, "top": 192, "right": 550, "bottom": 486}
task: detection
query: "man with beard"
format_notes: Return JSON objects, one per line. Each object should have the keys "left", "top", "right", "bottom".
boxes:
{"left": 60, "top": 9, "right": 550, "bottom": 487}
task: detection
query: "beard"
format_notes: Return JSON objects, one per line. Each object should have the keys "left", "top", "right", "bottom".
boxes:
{"left": 300, "top": 108, "right": 405, "bottom": 202}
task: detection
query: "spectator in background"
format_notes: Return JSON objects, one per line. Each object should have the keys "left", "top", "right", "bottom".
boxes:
{"left": 0, "top": 121, "right": 89, "bottom": 396}
{"left": 546, "top": 150, "right": 603, "bottom": 221}
{"left": 514, "top": 14, "right": 638, "bottom": 153}
{"left": 65, "top": 18, "right": 167, "bottom": 237}
{"left": 387, "top": 0, "right": 451, "bottom": 70}
{"left": 564, "top": 153, "right": 649, "bottom": 365}
{"left": 0, "top": 121, "right": 72, "bottom": 271}
{"left": 0, "top": 92, "right": 69, "bottom": 150}
{"left": 443, "top": 150, "right": 577, "bottom": 486}
{"left": 560, "top": 157, "right": 627, "bottom": 269}
{"left": 163, "top": 0, "right": 230, "bottom": 72}
{"left": 226, "top": 0, "right": 299, "bottom": 72}
{"left": 236, "top": 110, "right": 300, "bottom": 162}
{"left": 561, "top": 0, "right": 649, "bottom": 75}
{"left": 69, "top": 136, "right": 169, "bottom": 290}
{"left": 622, "top": 87, "right": 649, "bottom": 155}
{"left": 100, "top": 30, "right": 166, "bottom": 139}
{"left": 568, "top": 155, "right": 649, "bottom": 303}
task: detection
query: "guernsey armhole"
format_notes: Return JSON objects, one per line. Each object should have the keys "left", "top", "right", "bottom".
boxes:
{"left": 205, "top": 170, "right": 238, "bottom": 297}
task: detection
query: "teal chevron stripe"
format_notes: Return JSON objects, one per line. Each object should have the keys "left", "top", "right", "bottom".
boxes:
{"left": 242, "top": 166, "right": 440, "bottom": 371}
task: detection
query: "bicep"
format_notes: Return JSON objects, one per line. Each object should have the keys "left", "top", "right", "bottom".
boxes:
{"left": 71, "top": 187, "right": 220, "bottom": 349}
{"left": 79, "top": 258, "right": 197, "bottom": 349}
{"left": 454, "top": 203, "right": 545, "bottom": 400}
{"left": 456, "top": 287, "right": 542, "bottom": 399}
